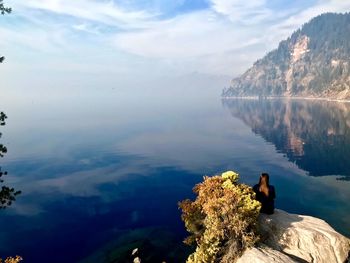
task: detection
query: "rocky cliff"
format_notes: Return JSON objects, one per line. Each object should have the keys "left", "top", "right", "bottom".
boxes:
{"left": 222, "top": 13, "right": 350, "bottom": 99}
{"left": 237, "top": 209, "right": 350, "bottom": 263}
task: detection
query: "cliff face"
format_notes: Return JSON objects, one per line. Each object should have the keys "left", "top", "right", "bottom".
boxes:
{"left": 222, "top": 13, "right": 350, "bottom": 99}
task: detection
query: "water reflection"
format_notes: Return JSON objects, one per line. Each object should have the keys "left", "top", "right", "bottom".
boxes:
{"left": 1, "top": 95, "right": 350, "bottom": 263}
{"left": 223, "top": 98, "right": 350, "bottom": 179}
{"left": 0, "top": 151, "right": 198, "bottom": 263}
{"left": 0, "top": 112, "right": 21, "bottom": 208}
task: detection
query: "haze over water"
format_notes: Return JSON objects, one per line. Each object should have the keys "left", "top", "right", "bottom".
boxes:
{"left": 1, "top": 86, "right": 350, "bottom": 262}
{"left": 2, "top": 1, "right": 350, "bottom": 262}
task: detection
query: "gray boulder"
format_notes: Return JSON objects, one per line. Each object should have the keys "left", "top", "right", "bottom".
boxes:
{"left": 237, "top": 209, "right": 350, "bottom": 263}
{"left": 238, "top": 246, "right": 298, "bottom": 263}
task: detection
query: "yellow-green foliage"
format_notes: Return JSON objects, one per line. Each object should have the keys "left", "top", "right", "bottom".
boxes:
{"left": 179, "top": 171, "right": 261, "bottom": 263}
{"left": 0, "top": 256, "right": 23, "bottom": 263}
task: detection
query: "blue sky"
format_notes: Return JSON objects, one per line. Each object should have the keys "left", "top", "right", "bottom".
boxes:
{"left": 1, "top": 0, "right": 350, "bottom": 94}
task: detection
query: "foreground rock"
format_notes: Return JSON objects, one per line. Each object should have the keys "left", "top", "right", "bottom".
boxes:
{"left": 237, "top": 209, "right": 350, "bottom": 263}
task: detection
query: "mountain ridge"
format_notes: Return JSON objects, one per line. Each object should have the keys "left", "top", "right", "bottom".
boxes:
{"left": 222, "top": 13, "right": 350, "bottom": 99}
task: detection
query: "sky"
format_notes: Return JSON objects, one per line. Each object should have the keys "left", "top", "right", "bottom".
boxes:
{"left": 1, "top": 0, "right": 350, "bottom": 95}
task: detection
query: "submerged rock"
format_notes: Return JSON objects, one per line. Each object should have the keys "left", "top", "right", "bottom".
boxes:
{"left": 237, "top": 209, "right": 350, "bottom": 263}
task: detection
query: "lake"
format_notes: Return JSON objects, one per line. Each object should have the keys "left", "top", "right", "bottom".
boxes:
{"left": 1, "top": 91, "right": 350, "bottom": 262}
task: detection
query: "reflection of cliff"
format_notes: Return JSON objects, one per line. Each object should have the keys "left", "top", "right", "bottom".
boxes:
{"left": 222, "top": 98, "right": 350, "bottom": 177}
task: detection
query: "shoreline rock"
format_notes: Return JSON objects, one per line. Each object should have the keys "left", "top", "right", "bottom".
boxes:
{"left": 237, "top": 209, "right": 350, "bottom": 263}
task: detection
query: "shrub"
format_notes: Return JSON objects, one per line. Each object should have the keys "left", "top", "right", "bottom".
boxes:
{"left": 179, "top": 171, "right": 261, "bottom": 263}
{"left": 0, "top": 256, "right": 23, "bottom": 263}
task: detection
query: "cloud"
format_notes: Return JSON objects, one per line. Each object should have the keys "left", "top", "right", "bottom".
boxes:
{"left": 114, "top": 10, "right": 263, "bottom": 59}
{"left": 11, "top": 0, "right": 157, "bottom": 29}
{"left": 210, "top": 0, "right": 272, "bottom": 24}
{"left": 3, "top": 0, "right": 350, "bottom": 79}
{"left": 111, "top": 0, "right": 350, "bottom": 75}
{"left": 110, "top": 0, "right": 306, "bottom": 61}
{"left": 72, "top": 23, "right": 101, "bottom": 34}
{"left": 0, "top": 24, "right": 66, "bottom": 53}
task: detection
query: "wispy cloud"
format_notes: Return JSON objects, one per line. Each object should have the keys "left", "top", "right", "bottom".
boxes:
{"left": 2, "top": 0, "right": 350, "bottom": 80}
{"left": 210, "top": 0, "right": 272, "bottom": 24}
{"left": 11, "top": 0, "right": 157, "bottom": 29}
{"left": 111, "top": 0, "right": 350, "bottom": 75}
{"left": 114, "top": 10, "right": 263, "bottom": 59}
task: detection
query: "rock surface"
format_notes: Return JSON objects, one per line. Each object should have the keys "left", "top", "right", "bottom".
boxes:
{"left": 238, "top": 246, "right": 298, "bottom": 263}
{"left": 237, "top": 209, "right": 350, "bottom": 263}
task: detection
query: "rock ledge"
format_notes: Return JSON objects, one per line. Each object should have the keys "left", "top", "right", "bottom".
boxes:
{"left": 237, "top": 209, "right": 350, "bottom": 263}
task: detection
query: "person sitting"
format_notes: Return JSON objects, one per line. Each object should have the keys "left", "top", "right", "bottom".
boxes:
{"left": 253, "top": 173, "right": 276, "bottom": 214}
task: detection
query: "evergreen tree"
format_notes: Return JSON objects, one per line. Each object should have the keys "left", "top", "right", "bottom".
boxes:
{"left": 0, "top": 0, "right": 11, "bottom": 63}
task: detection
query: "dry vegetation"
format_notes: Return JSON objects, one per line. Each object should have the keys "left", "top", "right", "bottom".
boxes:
{"left": 179, "top": 171, "right": 261, "bottom": 263}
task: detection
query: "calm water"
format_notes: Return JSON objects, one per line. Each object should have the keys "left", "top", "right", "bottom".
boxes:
{"left": 1, "top": 93, "right": 350, "bottom": 262}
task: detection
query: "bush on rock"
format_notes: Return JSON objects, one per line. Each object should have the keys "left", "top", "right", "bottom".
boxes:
{"left": 179, "top": 171, "right": 261, "bottom": 263}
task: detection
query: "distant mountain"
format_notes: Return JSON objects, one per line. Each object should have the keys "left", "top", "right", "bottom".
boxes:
{"left": 222, "top": 13, "right": 350, "bottom": 99}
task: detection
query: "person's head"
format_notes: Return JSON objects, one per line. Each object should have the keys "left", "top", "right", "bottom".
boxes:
{"left": 259, "top": 173, "right": 269, "bottom": 186}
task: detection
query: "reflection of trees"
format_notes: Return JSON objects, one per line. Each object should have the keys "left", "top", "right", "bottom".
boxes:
{"left": 223, "top": 98, "right": 350, "bottom": 177}
{"left": 0, "top": 2, "right": 21, "bottom": 208}
{"left": 0, "top": 113, "right": 21, "bottom": 208}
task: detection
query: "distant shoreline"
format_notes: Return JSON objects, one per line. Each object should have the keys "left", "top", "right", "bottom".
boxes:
{"left": 221, "top": 96, "right": 350, "bottom": 103}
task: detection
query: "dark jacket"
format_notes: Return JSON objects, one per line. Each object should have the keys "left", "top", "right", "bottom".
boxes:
{"left": 253, "top": 184, "right": 276, "bottom": 214}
